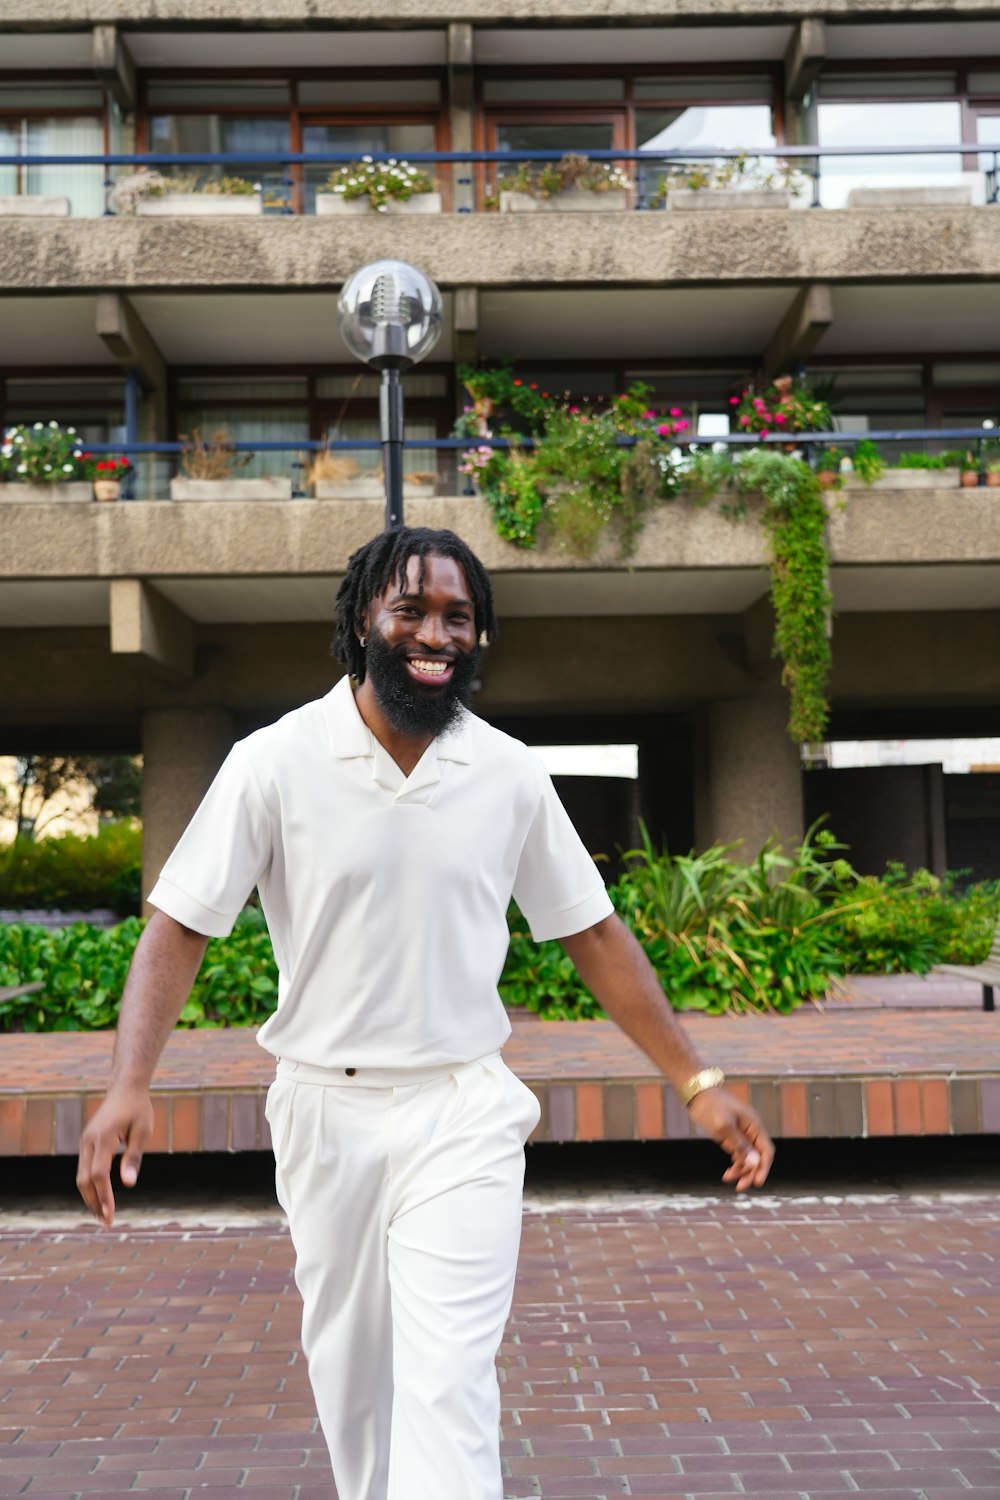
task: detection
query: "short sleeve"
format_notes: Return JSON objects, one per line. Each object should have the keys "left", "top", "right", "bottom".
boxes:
{"left": 147, "top": 742, "right": 272, "bottom": 938}
{"left": 512, "top": 767, "right": 615, "bottom": 942}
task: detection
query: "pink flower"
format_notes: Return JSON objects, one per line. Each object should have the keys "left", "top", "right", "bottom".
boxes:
{"left": 643, "top": 410, "right": 657, "bottom": 420}
{"left": 669, "top": 407, "right": 682, "bottom": 417}
{"left": 761, "top": 428, "right": 770, "bottom": 437}
{"left": 753, "top": 398, "right": 766, "bottom": 411}
{"left": 569, "top": 406, "right": 580, "bottom": 414}
{"left": 774, "top": 412, "right": 786, "bottom": 424}
{"left": 676, "top": 420, "right": 689, "bottom": 430}
{"left": 729, "top": 396, "right": 740, "bottom": 406}
{"left": 656, "top": 424, "right": 672, "bottom": 437}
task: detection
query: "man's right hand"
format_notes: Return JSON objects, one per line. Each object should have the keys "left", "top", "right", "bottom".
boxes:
{"left": 77, "top": 1087, "right": 155, "bottom": 1228}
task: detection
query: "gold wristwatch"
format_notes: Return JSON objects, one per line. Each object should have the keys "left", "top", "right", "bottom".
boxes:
{"left": 678, "top": 1066, "right": 726, "bottom": 1107}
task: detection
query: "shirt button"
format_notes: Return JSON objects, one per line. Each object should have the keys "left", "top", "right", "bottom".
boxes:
{"left": 345, "top": 1068, "right": 356, "bottom": 1077}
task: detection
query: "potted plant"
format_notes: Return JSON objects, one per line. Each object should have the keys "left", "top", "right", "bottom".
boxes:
{"left": 1, "top": 422, "right": 95, "bottom": 501}
{"left": 496, "top": 155, "right": 633, "bottom": 213}
{"left": 113, "top": 169, "right": 263, "bottom": 218}
{"left": 660, "top": 152, "right": 807, "bottom": 212}
{"left": 316, "top": 158, "right": 440, "bottom": 216}
{"left": 987, "top": 463, "right": 1000, "bottom": 488}
{"left": 733, "top": 376, "right": 832, "bottom": 446}
{"left": 841, "top": 438, "right": 886, "bottom": 487}
{"left": 874, "top": 451, "right": 961, "bottom": 489}
{"left": 305, "top": 449, "right": 437, "bottom": 500}
{"left": 815, "top": 446, "right": 843, "bottom": 488}
{"left": 169, "top": 429, "right": 292, "bottom": 501}
{"left": 92, "top": 456, "right": 132, "bottom": 502}
{"left": 960, "top": 451, "right": 981, "bottom": 488}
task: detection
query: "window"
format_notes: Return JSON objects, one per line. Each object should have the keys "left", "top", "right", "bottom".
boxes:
{"left": 176, "top": 378, "right": 308, "bottom": 482}
{"left": 299, "top": 121, "right": 437, "bottom": 212}
{"left": 816, "top": 87, "right": 967, "bottom": 207}
{"left": 0, "top": 94, "right": 105, "bottom": 216}
{"left": 148, "top": 112, "right": 291, "bottom": 210}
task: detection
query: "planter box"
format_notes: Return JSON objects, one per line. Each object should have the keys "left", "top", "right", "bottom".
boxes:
{"left": 316, "top": 192, "right": 442, "bottom": 216}
{"left": 313, "top": 477, "right": 437, "bottom": 500}
{"left": 137, "top": 194, "right": 263, "bottom": 217}
{"left": 841, "top": 468, "right": 960, "bottom": 489}
{"left": 1, "top": 481, "right": 93, "bottom": 502}
{"left": 665, "top": 188, "right": 793, "bottom": 211}
{"left": 169, "top": 476, "right": 293, "bottom": 501}
{"left": 0, "top": 195, "right": 70, "bottom": 217}
{"left": 846, "top": 185, "right": 974, "bottom": 208}
{"left": 499, "top": 189, "right": 628, "bottom": 213}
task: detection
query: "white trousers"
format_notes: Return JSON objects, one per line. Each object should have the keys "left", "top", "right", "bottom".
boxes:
{"left": 265, "top": 1051, "right": 541, "bottom": 1500}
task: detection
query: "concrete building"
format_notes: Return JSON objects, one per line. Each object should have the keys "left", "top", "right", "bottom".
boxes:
{"left": 2, "top": 0, "right": 1000, "bottom": 897}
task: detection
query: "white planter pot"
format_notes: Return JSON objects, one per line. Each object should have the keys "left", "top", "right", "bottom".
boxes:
{"left": 137, "top": 194, "right": 263, "bottom": 217}
{"left": 500, "top": 189, "right": 628, "bottom": 213}
{"left": 169, "top": 477, "right": 293, "bottom": 501}
{"left": 0, "top": 195, "right": 71, "bottom": 217}
{"left": 2, "top": 481, "right": 93, "bottom": 502}
{"left": 842, "top": 468, "right": 960, "bottom": 489}
{"left": 846, "top": 186, "right": 973, "bottom": 208}
{"left": 313, "top": 477, "right": 437, "bottom": 501}
{"left": 315, "top": 192, "right": 442, "bottom": 216}
{"left": 665, "top": 188, "right": 793, "bottom": 211}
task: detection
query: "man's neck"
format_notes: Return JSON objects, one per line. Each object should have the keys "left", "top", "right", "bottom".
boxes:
{"left": 353, "top": 679, "right": 434, "bottom": 778}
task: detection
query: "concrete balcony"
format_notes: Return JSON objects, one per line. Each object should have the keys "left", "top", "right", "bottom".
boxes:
{"left": 1, "top": 208, "right": 998, "bottom": 294}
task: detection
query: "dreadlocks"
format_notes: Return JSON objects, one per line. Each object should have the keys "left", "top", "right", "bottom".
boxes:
{"left": 332, "top": 527, "right": 498, "bottom": 683}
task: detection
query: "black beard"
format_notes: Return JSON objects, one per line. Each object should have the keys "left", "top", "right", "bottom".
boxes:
{"left": 363, "top": 625, "right": 479, "bottom": 738}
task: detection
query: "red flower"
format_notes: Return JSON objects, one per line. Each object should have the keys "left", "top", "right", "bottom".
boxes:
{"left": 513, "top": 379, "right": 522, "bottom": 387}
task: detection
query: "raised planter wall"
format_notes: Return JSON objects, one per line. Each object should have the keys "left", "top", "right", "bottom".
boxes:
{"left": 136, "top": 194, "right": 263, "bottom": 217}
{"left": 842, "top": 468, "right": 961, "bottom": 489}
{"left": 169, "top": 476, "right": 293, "bottom": 501}
{"left": 1, "top": 481, "right": 93, "bottom": 502}
{"left": 664, "top": 188, "right": 794, "bottom": 211}
{"left": 499, "top": 189, "right": 629, "bottom": 213}
{"left": 0, "top": 195, "right": 71, "bottom": 217}
{"left": 316, "top": 192, "right": 442, "bottom": 216}
{"left": 313, "top": 477, "right": 438, "bottom": 500}
{"left": 846, "top": 185, "right": 975, "bottom": 208}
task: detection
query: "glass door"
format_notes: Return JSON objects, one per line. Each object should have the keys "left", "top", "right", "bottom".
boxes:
{"left": 974, "top": 113, "right": 1000, "bottom": 201}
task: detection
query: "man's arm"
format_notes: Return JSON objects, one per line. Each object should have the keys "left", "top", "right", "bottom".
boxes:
{"left": 560, "top": 913, "right": 774, "bottom": 1192}
{"left": 76, "top": 910, "right": 210, "bottom": 1227}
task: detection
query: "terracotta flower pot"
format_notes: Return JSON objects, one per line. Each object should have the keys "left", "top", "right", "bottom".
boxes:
{"left": 93, "top": 479, "right": 121, "bottom": 502}
{"left": 817, "top": 470, "right": 839, "bottom": 489}
{"left": 986, "top": 471, "right": 1000, "bottom": 488}
{"left": 960, "top": 470, "right": 979, "bottom": 487}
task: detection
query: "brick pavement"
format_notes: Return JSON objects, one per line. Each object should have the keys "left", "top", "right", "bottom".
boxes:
{"left": 1, "top": 989, "right": 999, "bottom": 1155}
{"left": 0, "top": 1194, "right": 998, "bottom": 1498}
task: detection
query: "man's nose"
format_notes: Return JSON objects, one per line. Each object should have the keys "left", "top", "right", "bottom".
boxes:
{"left": 415, "top": 615, "right": 450, "bottom": 650}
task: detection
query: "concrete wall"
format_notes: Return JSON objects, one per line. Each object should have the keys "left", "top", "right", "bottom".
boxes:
{"left": 1, "top": 0, "right": 994, "bottom": 24}
{"left": 2, "top": 210, "right": 998, "bottom": 293}
{"left": 4, "top": 491, "right": 1000, "bottom": 582}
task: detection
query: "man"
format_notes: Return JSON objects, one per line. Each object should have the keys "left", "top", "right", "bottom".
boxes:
{"left": 78, "top": 525, "right": 774, "bottom": 1500}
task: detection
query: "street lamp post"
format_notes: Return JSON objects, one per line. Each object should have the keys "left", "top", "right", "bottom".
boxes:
{"left": 337, "top": 259, "right": 443, "bottom": 530}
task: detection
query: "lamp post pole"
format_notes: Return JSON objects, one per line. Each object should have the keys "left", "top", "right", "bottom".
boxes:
{"left": 380, "top": 366, "right": 405, "bottom": 530}
{"left": 337, "top": 259, "right": 443, "bottom": 534}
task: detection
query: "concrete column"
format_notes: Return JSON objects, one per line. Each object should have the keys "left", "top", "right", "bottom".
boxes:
{"left": 694, "top": 695, "right": 804, "bottom": 859}
{"left": 141, "top": 707, "right": 234, "bottom": 909}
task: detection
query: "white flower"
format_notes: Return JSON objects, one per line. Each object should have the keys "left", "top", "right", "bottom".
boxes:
{"left": 16, "top": 463, "right": 26, "bottom": 473}
{"left": 67, "top": 426, "right": 76, "bottom": 435}
{"left": 62, "top": 463, "right": 73, "bottom": 473}
{"left": 33, "top": 422, "right": 43, "bottom": 430}
{"left": 362, "top": 155, "right": 373, "bottom": 164}
{"left": 43, "top": 463, "right": 52, "bottom": 471}
{"left": 49, "top": 420, "right": 57, "bottom": 428}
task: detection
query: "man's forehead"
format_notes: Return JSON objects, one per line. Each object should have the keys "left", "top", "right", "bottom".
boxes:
{"left": 381, "top": 552, "right": 472, "bottom": 601}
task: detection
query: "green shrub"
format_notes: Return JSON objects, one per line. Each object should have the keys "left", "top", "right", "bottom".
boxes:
{"left": 2, "top": 834, "right": 997, "bottom": 1030}
{"left": 0, "top": 822, "right": 142, "bottom": 913}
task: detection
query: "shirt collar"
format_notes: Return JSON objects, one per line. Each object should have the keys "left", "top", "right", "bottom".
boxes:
{"left": 323, "top": 675, "right": 474, "bottom": 766}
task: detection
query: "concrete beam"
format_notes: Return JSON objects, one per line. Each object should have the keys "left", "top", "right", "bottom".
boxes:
{"left": 453, "top": 284, "right": 479, "bottom": 372}
{"left": 2, "top": 212, "right": 997, "bottom": 293}
{"left": 448, "top": 23, "right": 475, "bottom": 216}
{"left": 110, "top": 579, "right": 195, "bottom": 679}
{"left": 762, "top": 283, "right": 833, "bottom": 379}
{"left": 784, "top": 18, "right": 826, "bottom": 103}
{"left": 96, "top": 293, "right": 166, "bottom": 393}
{"left": 4, "top": 0, "right": 1000, "bottom": 27}
{"left": 91, "top": 25, "right": 136, "bottom": 115}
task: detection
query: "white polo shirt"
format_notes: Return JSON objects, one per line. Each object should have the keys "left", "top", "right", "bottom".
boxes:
{"left": 148, "top": 675, "right": 614, "bottom": 1070}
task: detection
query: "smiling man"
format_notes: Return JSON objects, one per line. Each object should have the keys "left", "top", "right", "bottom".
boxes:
{"left": 77, "top": 525, "right": 773, "bottom": 1500}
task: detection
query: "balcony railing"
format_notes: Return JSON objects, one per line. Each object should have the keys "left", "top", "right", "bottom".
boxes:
{"left": 0, "top": 145, "right": 998, "bottom": 216}
{"left": 4, "top": 428, "right": 996, "bottom": 502}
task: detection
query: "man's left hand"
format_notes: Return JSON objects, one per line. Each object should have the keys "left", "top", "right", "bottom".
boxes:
{"left": 687, "top": 1087, "right": 775, "bottom": 1191}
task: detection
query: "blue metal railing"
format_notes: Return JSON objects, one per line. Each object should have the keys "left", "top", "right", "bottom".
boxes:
{"left": 30, "top": 427, "right": 996, "bottom": 501}
{"left": 0, "top": 144, "right": 996, "bottom": 213}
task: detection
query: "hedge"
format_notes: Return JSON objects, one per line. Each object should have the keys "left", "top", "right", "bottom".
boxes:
{"left": 0, "top": 823, "right": 141, "bottom": 914}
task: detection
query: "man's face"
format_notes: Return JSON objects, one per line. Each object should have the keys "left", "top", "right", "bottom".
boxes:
{"left": 361, "top": 553, "right": 480, "bottom": 738}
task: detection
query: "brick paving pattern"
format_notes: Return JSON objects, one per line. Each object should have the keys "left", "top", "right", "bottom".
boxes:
{"left": 0, "top": 1194, "right": 998, "bottom": 1497}
{"left": 3, "top": 991, "right": 1000, "bottom": 1155}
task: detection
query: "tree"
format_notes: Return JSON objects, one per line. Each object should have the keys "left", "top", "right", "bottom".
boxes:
{"left": 0, "top": 755, "right": 142, "bottom": 841}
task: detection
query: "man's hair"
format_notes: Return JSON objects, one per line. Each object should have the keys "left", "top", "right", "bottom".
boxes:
{"left": 332, "top": 526, "right": 498, "bottom": 683}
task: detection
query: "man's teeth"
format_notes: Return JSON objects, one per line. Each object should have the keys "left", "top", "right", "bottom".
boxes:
{"left": 410, "top": 659, "right": 449, "bottom": 675}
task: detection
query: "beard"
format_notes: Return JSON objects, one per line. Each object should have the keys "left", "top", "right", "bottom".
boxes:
{"left": 363, "top": 624, "right": 479, "bottom": 738}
